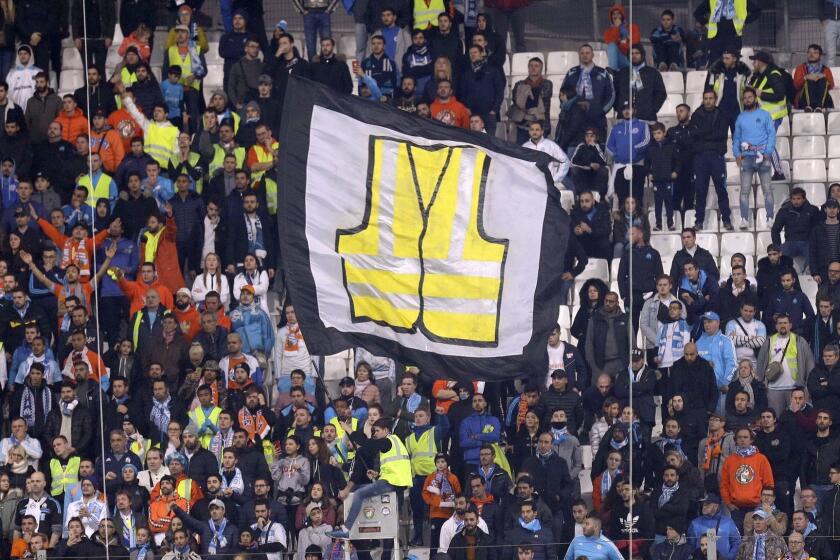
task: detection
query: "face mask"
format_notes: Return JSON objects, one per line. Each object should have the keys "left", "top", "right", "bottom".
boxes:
{"left": 551, "top": 421, "right": 566, "bottom": 430}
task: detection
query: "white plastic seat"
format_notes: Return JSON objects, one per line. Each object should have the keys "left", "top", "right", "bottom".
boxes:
{"left": 721, "top": 232, "right": 756, "bottom": 256}
{"left": 721, "top": 254, "right": 755, "bottom": 277}
{"left": 801, "top": 276, "right": 819, "bottom": 302}
{"left": 59, "top": 72, "right": 83, "bottom": 92}
{"left": 741, "top": 47, "right": 755, "bottom": 69}
{"left": 105, "top": 45, "right": 121, "bottom": 71}
{"left": 511, "top": 52, "right": 544, "bottom": 75}
{"left": 661, "top": 72, "right": 685, "bottom": 95}
{"left": 205, "top": 43, "right": 223, "bottom": 65}
{"left": 657, "top": 94, "right": 683, "bottom": 117}
{"left": 800, "top": 182, "right": 828, "bottom": 205}
{"left": 62, "top": 47, "right": 83, "bottom": 70}
{"left": 593, "top": 50, "right": 608, "bottom": 68}
{"left": 792, "top": 113, "right": 827, "bottom": 136}
{"left": 829, "top": 113, "right": 840, "bottom": 135}
{"left": 829, "top": 159, "right": 840, "bottom": 182}
{"left": 696, "top": 233, "right": 720, "bottom": 257}
{"left": 792, "top": 135, "right": 827, "bottom": 159}
{"left": 686, "top": 209, "right": 719, "bottom": 232}
{"left": 756, "top": 230, "right": 773, "bottom": 254}
{"left": 338, "top": 34, "right": 357, "bottom": 57}
{"left": 576, "top": 258, "right": 609, "bottom": 282}
{"left": 829, "top": 135, "right": 840, "bottom": 158}
{"left": 685, "top": 93, "right": 703, "bottom": 111}
{"left": 558, "top": 305, "right": 572, "bottom": 330}
{"left": 793, "top": 159, "right": 828, "bottom": 182}
{"left": 685, "top": 70, "right": 707, "bottom": 93}
{"left": 546, "top": 74, "right": 565, "bottom": 89}
{"left": 503, "top": 55, "right": 511, "bottom": 76}
{"left": 546, "top": 51, "right": 577, "bottom": 74}
{"left": 776, "top": 118, "right": 791, "bottom": 137}
{"left": 776, "top": 137, "right": 790, "bottom": 160}
{"left": 649, "top": 234, "right": 682, "bottom": 256}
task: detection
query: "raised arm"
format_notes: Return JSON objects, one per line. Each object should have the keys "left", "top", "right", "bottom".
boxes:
{"left": 21, "top": 251, "right": 55, "bottom": 291}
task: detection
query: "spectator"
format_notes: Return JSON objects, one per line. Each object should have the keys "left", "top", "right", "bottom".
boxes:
{"left": 311, "top": 37, "right": 353, "bottom": 95}
{"left": 555, "top": 85, "right": 590, "bottom": 154}
{"left": 746, "top": 51, "right": 788, "bottom": 181}
{"left": 696, "top": 311, "right": 738, "bottom": 410}
{"left": 772, "top": 187, "right": 819, "bottom": 271}
{"left": 646, "top": 122, "right": 678, "bottom": 231}
{"left": 585, "top": 291, "right": 630, "bottom": 378}
{"left": 571, "top": 190, "right": 612, "bottom": 259}
{"left": 73, "top": 67, "right": 116, "bottom": 119}
{"left": 690, "top": 89, "right": 733, "bottom": 231}
{"left": 650, "top": 9, "right": 686, "bottom": 71}
{"left": 165, "top": 5, "right": 208, "bottom": 55}
{"left": 227, "top": 37, "right": 263, "bottom": 111}
{"left": 430, "top": 78, "right": 470, "bottom": 128}
{"left": 218, "top": 9, "right": 249, "bottom": 91}
{"left": 667, "top": 104, "right": 695, "bottom": 222}
{"left": 265, "top": 33, "right": 310, "bottom": 109}
{"left": 756, "top": 314, "right": 815, "bottom": 415}
{"left": 362, "top": 35, "right": 398, "bottom": 98}
{"left": 693, "top": 0, "right": 761, "bottom": 67}
{"left": 615, "top": 44, "right": 667, "bottom": 123}
{"left": 118, "top": 23, "right": 153, "bottom": 63}
{"left": 811, "top": 199, "right": 840, "bottom": 282}
{"left": 688, "top": 494, "right": 742, "bottom": 560}
{"left": 70, "top": 0, "right": 115, "bottom": 75}
{"left": 560, "top": 44, "right": 615, "bottom": 142}
{"left": 54, "top": 94, "right": 89, "bottom": 145}
{"left": 717, "top": 267, "right": 759, "bottom": 328}
{"left": 640, "top": 275, "right": 681, "bottom": 361}
{"left": 603, "top": 3, "right": 640, "bottom": 71}
{"left": 607, "top": 102, "right": 649, "bottom": 206}
{"left": 733, "top": 87, "right": 775, "bottom": 230}
{"left": 569, "top": 128, "right": 608, "bottom": 197}
{"left": 368, "top": 7, "right": 410, "bottom": 74}
{"left": 509, "top": 57, "right": 552, "bottom": 144}
{"left": 670, "top": 228, "right": 720, "bottom": 286}
{"left": 7, "top": 45, "right": 40, "bottom": 109}
{"left": 763, "top": 271, "right": 814, "bottom": 336}
{"left": 705, "top": 49, "right": 749, "bottom": 136}
{"left": 793, "top": 44, "right": 834, "bottom": 111}
{"left": 618, "top": 225, "right": 664, "bottom": 332}
{"left": 460, "top": 44, "right": 505, "bottom": 133}
{"left": 522, "top": 121, "right": 568, "bottom": 185}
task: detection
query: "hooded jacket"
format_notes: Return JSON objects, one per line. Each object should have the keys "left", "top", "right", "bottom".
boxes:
{"left": 602, "top": 4, "right": 640, "bottom": 55}
{"left": 7, "top": 45, "right": 40, "bottom": 108}
{"left": 55, "top": 107, "right": 89, "bottom": 144}
{"left": 687, "top": 511, "right": 741, "bottom": 560}
{"left": 615, "top": 59, "right": 667, "bottom": 122}
{"left": 230, "top": 301, "right": 275, "bottom": 355}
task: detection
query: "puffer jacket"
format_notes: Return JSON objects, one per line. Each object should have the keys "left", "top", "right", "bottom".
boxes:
{"left": 230, "top": 301, "right": 276, "bottom": 355}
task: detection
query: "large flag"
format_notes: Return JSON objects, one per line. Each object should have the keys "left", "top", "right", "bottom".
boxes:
{"left": 278, "top": 77, "right": 568, "bottom": 381}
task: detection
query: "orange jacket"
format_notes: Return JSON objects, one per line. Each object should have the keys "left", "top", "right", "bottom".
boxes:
{"left": 793, "top": 63, "right": 835, "bottom": 107}
{"left": 431, "top": 97, "right": 471, "bottom": 128}
{"left": 603, "top": 4, "right": 640, "bottom": 56}
{"left": 149, "top": 494, "right": 189, "bottom": 534}
{"left": 138, "top": 216, "right": 186, "bottom": 295}
{"left": 174, "top": 304, "right": 201, "bottom": 341}
{"left": 720, "top": 451, "right": 774, "bottom": 509}
{"left": 108, "top": 107, "right": 142, "bottom": 153}
{"left": 119, "top": 33, "right": 152, "bottom": 61}
{"left": 149, "top": 475, "right": 203, "bottom": 510}
{"left": 422, "top": 471, "right": 462, "bottom": 519}
{"left": 118, "top": 277, "right": 174, "bottom": 315}
{"left": 37, "top": 217, "right": 108, "bottom": 280}
{"left": 55, "top": 108, "right": 90, "bottom": 144}
{"left": 90, "top": 127, "right": 127, "bottom": 173}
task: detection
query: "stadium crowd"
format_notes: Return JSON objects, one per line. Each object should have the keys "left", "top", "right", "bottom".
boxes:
{"left": 4, "top": 1, "right": 840, "bottom": 560}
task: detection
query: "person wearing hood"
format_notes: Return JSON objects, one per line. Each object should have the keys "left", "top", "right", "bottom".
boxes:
{"left": 650, "top": 522, "right": 693, "bottom": 560}
{"left": 227, "top": 37, "right": 263, "bottom": 110}
{"left": 687, "top": 494, "right": 741, "bottom": 560}
{"left": 603, "top": 4, "right": 640, "bottom": 70}
{"left": 585, "top": 291, "right": 629, "bottom": 377}
{"left": 73, "top": 65, "right": 116, "bottom": 118}
{"left": 0, "top": 118, "right": 31, "bottom": 179}
{"left": 89, "top": 108, "right": 125, "bottom": 173}
{"left": 219, "top": 9, "right": 250, "bottom": 91}
{"left": 474, "top": 14, "right": 506, "bottom": 66}
{"left": 265, "top": 32, "right": 310, "bottom": 108}
{"left": 615, "top": 44, "right": 667, "bottom": 122}
{"left": 7, "top": 45, "right": 40, "bottom": 109}
{"left": 230, "top": 285, "right": 274, "bottom": 356}
{"left": 124, "top": 62, "right": 165, "bottom": 120}
{"left": 569, "top": 277, "right": 606, "bottom": 369}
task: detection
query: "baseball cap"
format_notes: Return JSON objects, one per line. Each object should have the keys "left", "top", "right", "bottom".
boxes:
{"left": 826, "top": 198, "right": 840, "bottom": 209}
{"left": 749, "top": 51, "right": 773, "bottom": 64}
{"left": 13, "top": 205, "right": 25, "bottom": 216}
{"left": 702, "top": 311, "right": 720, "bottom": 321}
{"left": 305, "top": 502, "right": 322, "bottom": 517}
{"left": 240, "top": 284, "right": 256, "bottom": 295}
{"left": 631, "top": 349, "right": 645, "bottom": 361}
{"left": 209, "top": 498, "right": 226, "bottom": 511}
{"left": 258, "top": 74, "right": 273, "bottom": 86}
{"left": 175, "top": 24, "right": 190, "bottom": 32}
{"left": 550, "top": 369, "right": 568, "bottom": 379}
{"left": 752, "top": 509, "right": 770, "bottom": 519}
{"left": 338, "top": 376, "right": 355, "bottom": 387}
{"left": 702, "top": 493, "right": 721, "bottom": 504}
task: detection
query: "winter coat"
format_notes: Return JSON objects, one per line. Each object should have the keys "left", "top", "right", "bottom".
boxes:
{"left": 310, "top": 54, "right": 353, "bottom": 95}
{"left": 71, "top": 0, "right": 116, "bottom": 40}
{"left": 695, "top": 331, "right": 738, "bottom": 388}
{"left": 650, "top": 484, "right": 692, "bottom": 536}
{"left": 560, "top": 65, "right": 615, "bottom": 131}
{"left": 615, "top": 63, "right": 667, "bottom": 122}
{"left": 7, "top": 45, "right": 39, "bottom": 108}
{"left": 607, "top": 118, "right": 650, "bottom": 164}
{"left": 618, "top": 243, "right": 663, "bottom": 298}
{"left": 459, "top": 412, "right": 501, "bottom": 464}
{"left": 687, "top": 512, "right": 741, "bottom": 560}
{"left": 689, "top": 105, "right": 729, "bottom": 155}
{"left": 614, "top": 365, "right": 657, "bottom": 424}
{"left": 460, "top": 62, "right": 505, "bottom": 115}
{"left": 771, "top": 200, "right": 820, "bottom": 245}
{"left": 807, "top": 362, "right": 840, "bottom": 417}
{"left": 74, "top": 83, "right": 117, "bottom": 118}
{"left": 227, "top": 57, "right": 263, "bottom": 108}
{"left": 230, "top": 302, "right": 275, "bottom": 355}
{"left": 570, "top": 201, "right": 612, "bottom": 260}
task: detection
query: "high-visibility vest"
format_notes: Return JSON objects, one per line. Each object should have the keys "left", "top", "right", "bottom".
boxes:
{"left": 129, "top": 438, "right": 151, "bottom": 463}
{"left": 146, "top": 123, "right": 180, "bottom": 167}
{"left": 250, "top": 141, "right": 279, "bottom": 183}
{"left": 711, "top": 70, "right": 746, "bottom": 111}
{"left": 49, "top": 456, "right": 80, "bottom": 496}
{"left": 78, "top": 171, "right": 114, "bottom": 205}
{"left": 329, "top": 417, "right": 357, "bottom": 461}
{"left": 413, "top": 0, "right": 445, "bottom": 29}
{"left": 406, "top": 426, "right": 437, "bottom": 477}
{"left": 188, "top": 406, "right": 222, "bottom": 449}
{"left": 707, "top": 0, "right": 747, "bottom": 38}
{"left": 336, "top": 140, "right": 505, "bottom": 343}
{"left": 169, "top": 151, "right": 204, "bottom": 193}
{"left": 121, "top": 67, "right": 139, "bottom": 88}
{"left": 167, "top": 46, "right": 200, "bottom": 91}
{"left": 750, "top": 69, "right": 789, "bottom": 120}
{"left": 259, "top": 174, "right": 278, "bottom": 215}
{"left": 209, "top": 144, "right": 246, "bottom": 177}
{"left": 379, "top": 434, "right": 412, "bottom": 487}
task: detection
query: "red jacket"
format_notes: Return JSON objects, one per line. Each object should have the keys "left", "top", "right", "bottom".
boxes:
{"left": 603, "top": 4, "right": 640, "bottom": 56}
{"left": 55, "top": 107, "right": 90, "bottom": 144}
{"left": 138, "top": 216, "right": 186, "bottom": 295}
{"left": 793, "top": 63, "right": 835, "bottom": 107}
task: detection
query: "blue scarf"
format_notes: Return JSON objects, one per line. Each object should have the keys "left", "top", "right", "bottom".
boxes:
{"left": 601, "top": 468, "right": 621, "bottom": 496}
{"left": 151, "top": 396, "right": 171, "bottom": 442}
{"left": 656, "top": 437, "right": 683, "bottom": 454}
{"left": 519, "top": 517, "right": 542, "bottom": 532}
{"left": 133, "top": 544, "right": 150, "bottom": 560}
{"left": 679, "top": 269, "right": 708, "bottom": 298}
{"left": 658, "top": 482, "right": 680, "bottom": 507}
{"left": 754, "top": 532, "right": 766, "bottom": 560}
{"left": 551, "top": 427, "right": 568, "bottom": 445}
{"left": 208, "top": 518, "right": 228, "bottom": 554}
{"left": 735, "top": 445, "right": 757, "bottom": 457}
{"left": 610, "top": 437, "right": 628, "bottom": 450}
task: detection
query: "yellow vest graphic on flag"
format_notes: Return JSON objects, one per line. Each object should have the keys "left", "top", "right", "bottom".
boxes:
{"left": 336, "top": 137, "right": 508, "bottom": 345}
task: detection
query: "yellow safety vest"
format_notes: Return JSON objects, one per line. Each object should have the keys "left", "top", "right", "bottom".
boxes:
{"left": 336, "top": 140, "right": 505, "bottom": 343}
{"left": 169, "top": 152, "right": 204, "bottom": 193}
{"left": 121, "top": 67, "right": 139, "bottom": 88}
{"left": 189, "top": 406, "right": 222, "bottom": 449}
{"left": 712, "top": 70, "right": 746, "bottom": 111}
{"left": 209, "top": 144, "right": 246, "bottom": 177}
{"left": 250, "top": 141, "right": 278, "bottom": 183}
{"left": 49, "top": 456, "right": 80, "bottom": 496}
{"left": 78, "top": 171, "right": 114, "bottom": 205}
{"left": 145, "top": 123, "right": 180, "bottom": 167}
{"left": 406, "top": 426, "right": 437, "bottom": 477}
{"left": 707, "top": 0, "right": 747, "bottom": 38}
{"left": 413, "top": 0, "right": 445, "bottom": 29}
{"left": 329, "top": 417, "right": 357, "bottom": 461}
{"left": 750, "top": 70, "right": 789, "bottom": 120}
{"left": 260, "top": 174, "right": 278, "bottom": 215}
{"left": 129, "top": 439, "right": 151, "bottom": 464}
{"left": 379, "top": 434, "right": 412, "bottom": 487}
{"left": 167, "top": 46, "right": 200, "bottom": 91}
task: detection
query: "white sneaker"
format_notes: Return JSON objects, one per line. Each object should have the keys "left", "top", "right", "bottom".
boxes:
{"left": 766, "top": 217, "right": 774, "bottom": 228}
{"left": 739, "top": 218, "right": 749, "bottom": 230}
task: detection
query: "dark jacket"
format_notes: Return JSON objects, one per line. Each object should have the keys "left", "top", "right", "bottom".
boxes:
{"left": 563, "top": 234, "right": 588, "bottom": 280}
{"left": 0, "top": 299, "right": 52, "bottom": 354}
{"left": 585, "top": 306, "right": 630, "bottom": 372}
{"left": 618, "top": 242, "right": 664, "bottom": 298}
{"left": 772, "top": 200, "right": 820, "bottom": 245}
{"left": 112, "top": 192, "right": 158, "bottom": 241}
{"left": 715, "top": 278, "right": 759, "bottom": 326}
{"left": 725, "top": 377, "right": 767, "bottom": 417}
{"left": 754, "top": 426, "right": 794, "bottom": 482}
{"left": 645, "top": 138, "right": 678, "bottom": 182}
{"left": 173, "top": 504, "right": 239, "bottom": 558}
{"left": 650, "top": 540, "right": 694, "bottom": 560}
{"left": 570, "top": 201, "right": 612, "bottom": 260}
{"left": 537, "top": 386, "right": 584, "bottom": 434}
{"left": 616, "top": 63, "right": 667, "bottom": 122}
{"left": 802, "top": 432, "right": 840, "bottom": 486}
{"left": 746, "top": 65, "right": 788, "bottom": 108}
{"left": 666, "top": 120, "right": 694, "bottom": 168}
{"left": 45, "top": 404, "right": 93, "bottom": 455}
{"left": 756, "top": 254, "right": 797, "bottom": 306}
{"left": 131, "top": 77, "right": 165, "bottom": 119}
{"left": 310, "top": 54, "right": 354, "bottom": 95}
{"left": 807, "top": 363, "right": 840, "bottom": 419}
{"left": 560, "top": 65, "right": 615, "bottom": 131}
{"left": 218, "top": 30, "right": 248, "bottom": 64}
{"left": 0, "top": 132, "right": 32, "bottom": 178}
{"left": 226, "top": 209, "right": 277, "bottom": 270}
{"left": 504, "top": 521, "right": 557, "bottom": 560}
{"left": 186, "top": 446, "right": 219, "bottom": 490}
{"left": 427, "top": 28, "right": 464, "bottom": 72}
{"left": 141, "top": 395, "right": 188, "bottom": 446}
{"left": 460, "top": 62, "right": 505, "bottom": 116}
{"left": 556, "top": 100, "right": 590, "bottom": 152}
{"left": 521, "top": 451, "right": 572, "bottom": 511}
{"left": 71, "top": 0, "right": 116, "bottom": 40}
{"left": 614, "top": 365, "right": 657, "bottom": 425}
{"left": 650, "top": 484, "right": 692, "bottom": 536}
{"left": 689, "top": 105, "right": 729, "bottom": 155}
{"left": 168, "top": 190, "right": 205, "bottom": 244}
{"left": 810, "top": 220, "right": 840, "bottom": 278}
{"left": 119, "top": 0, "right": 156, "bottom": 37}
{"left": 265, "top": 49, "right": 311, "bottom": 107}
{"left": 668, "top": 356, "right": 719, "bottom": 413}
{"left": 763, "top": 288, "right": 815, "bottom": 334}
{"left": 74, "top": 83, "right": 117, "bottom": 118}
{"left": 450, "top": 528, "right": 494, "bottom": 560}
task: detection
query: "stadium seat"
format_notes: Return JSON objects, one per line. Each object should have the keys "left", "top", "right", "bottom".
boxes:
{"left": 511, "top": 52, "right": 544, "bottom": 75}
{"left": 799, "top": 182, "right": 827, "bottom": 205}
{"left": 59, "top": 71, "right": 84, "bottom": 93}
{"left": 338, "top": 35, "right": 356, "bottom": 57}
{"left": 756, "top": 230, "right": 773, "bottom": 254}
{"left": 657, "top": 94, "right": 683, "bottom": 117}
{"left": 721, "top": 254, "right": 755, "bottom": 276}
{"left": 649, "top": 234, "right": 682, "bottom": 256}
{"left": 685, "top": 209, "right": 719, "bottom": 232}
{"left": 62, "top": 47, "right": 83, "bottom": 70}
{"left": 726, "top": 161, "right": 740, "bottom": 185}
{"left": 648, "top": 211, "right": 682, "bottom": 232}
{"left": 777, "top": 118, "right": 791, "bottom": 137}
{"left": 741, "top": 47, "right": 755, "bottom": 69}
{"left": 546, "top": 51, "right": 577, "bottom": 74}
{"left": 661, "top": 72, "right": 684, "bottom": 95}
{"left": 685, "top": 93, "right": 702, "bottom": 111}
{"left": 801, "top": 275, "right": 819, "bottom": 302}
{"left": 792, "top": 113, "right": 826, "bottom": 136}
{"left": 829, "top": 159, "right": 840, "bottom": 181}
{"left": 721, "top": 232, "right": 756, "bottom": 256}
{"left": 829, "top": 135, "right": 840, "bottom": 158}
{"left": 696, "top": 233, "right": 720, "bottom": 257}
{"left": 503, "top": 55, "right": 511, "bottom": 75}
{"left": 832, "top": 91, "right": 840, "bottom": 110}
{"left": 773, "top": 160, "right": 791, "bottom": 183}
{"left": 794, "top": 159, "right": 827, "bottom": 182}
{"left": 685, "top": 70, "right": 707, "bottom": 93}
{"left": 792, "top": 135, "right": 827, "bottom": 159}
{"left": 776, "top": 137, "right": 790, "bottom": 160}
{"left": 577, "top": 259, "right": 609, "bottom": 282}
{"left": 610, "top": 259, "right": 620, "bottom": 281}
{"left": 547, "top": 74, "right": 565, "bottom": 89}
{"left": 558, "top": 305, "right": 572, "bottom": 330}
{"left": 593, "top": 50, "right": 608, "bottom": 68}
{"left": 112, "top": 24, "right": 124, "bottom": 46}
{"left": 205, "top": 43, "right": 223, "bottom": 66}
{"left": 829, "top": 113, "right": 840, "bottom": 135}
{"left": 832, "top": 67, "right": 840, "bottom": 87}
